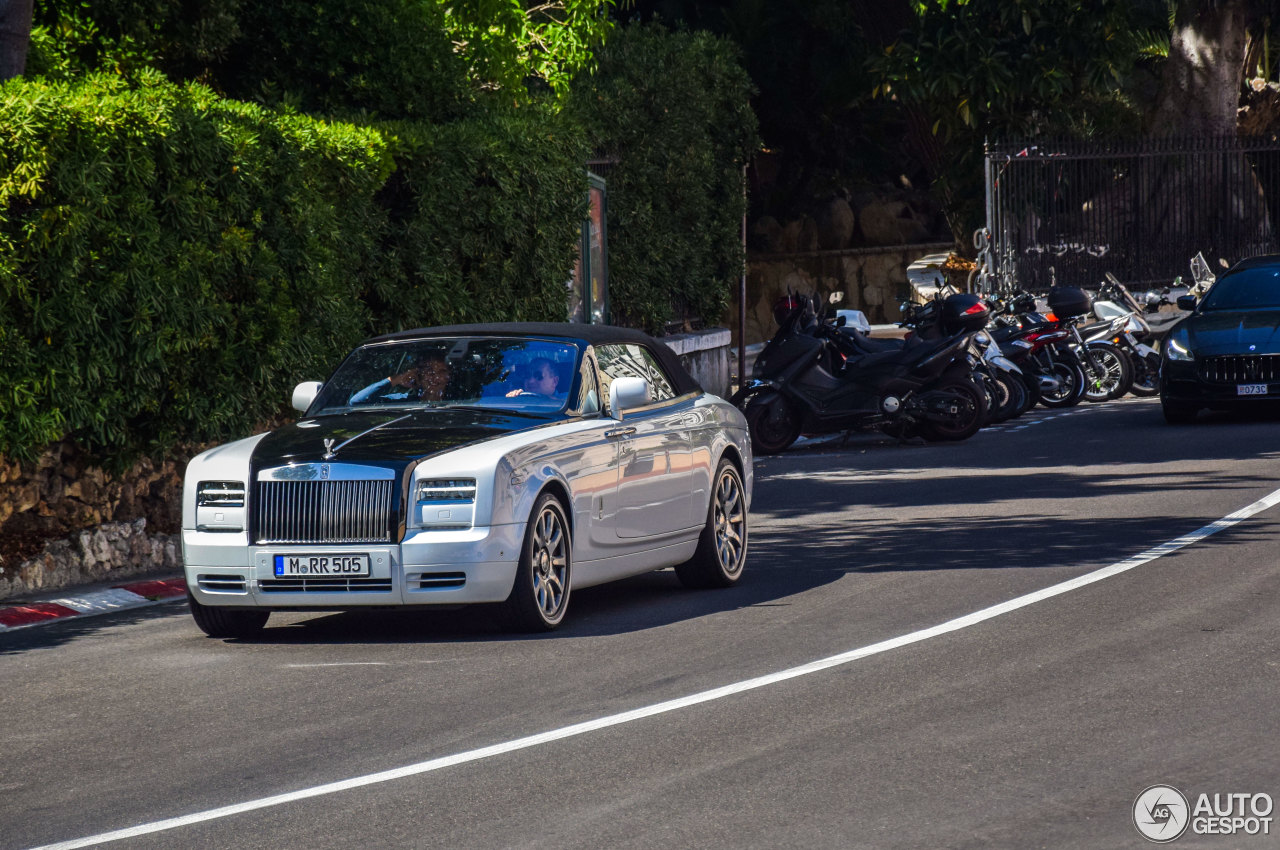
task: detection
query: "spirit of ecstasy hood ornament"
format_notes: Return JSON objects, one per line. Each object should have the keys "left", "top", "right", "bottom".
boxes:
{"left": 322, "top": 414, "right": 411, "bottom": 460}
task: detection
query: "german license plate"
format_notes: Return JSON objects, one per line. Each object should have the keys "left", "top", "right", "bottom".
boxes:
{"left": 1237, "top": 384, "right": 1269, "bottom": 396}
{"left": 273, "top": 553, "right": 370, "bottom": 577}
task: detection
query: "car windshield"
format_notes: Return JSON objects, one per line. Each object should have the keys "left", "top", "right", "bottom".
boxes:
{"left": 309, "top": 337, "right": 581, "bottom": 416}
{"left": 1199, "top": 266, "right": 1280, "bottom": 311}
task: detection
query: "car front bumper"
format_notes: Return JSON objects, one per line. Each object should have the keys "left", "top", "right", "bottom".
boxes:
{"left": 1162, "top": 360, "right": 1280, "bottom": 409}
{"left": 183, "top": 523, "right": 526, "bottom": 609}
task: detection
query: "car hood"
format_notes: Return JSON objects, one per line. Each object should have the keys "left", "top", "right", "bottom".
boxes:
{"left": 250, "top": 408, "right": 549, "bottom": 471}
{"left": 1185, "top": 310, "right": 1280, "bottom": 355}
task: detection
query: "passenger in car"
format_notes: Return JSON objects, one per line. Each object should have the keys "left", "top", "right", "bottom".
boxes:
{"left": 350, "top": 355, "right": 450, "bottom": 404}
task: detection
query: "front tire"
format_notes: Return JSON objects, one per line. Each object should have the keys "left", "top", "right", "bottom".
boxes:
{"left": 503, "top": 492, "right": 572, "bottom": 631}
{"left": 743, "top": 395, "right": 801, "bottom": 455}
{"left": 1082, "top": 342, "right": 1132, "bottom": 402}
{"left": 188, "top": 592, "right": 269, "bottom": 639}
{"left": 676, "top": 459, "right": 748, "bottom": 588}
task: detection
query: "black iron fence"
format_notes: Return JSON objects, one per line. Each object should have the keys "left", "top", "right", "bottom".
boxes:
{"left": 984, "top": 135, "right": 1280, "bottom": 293}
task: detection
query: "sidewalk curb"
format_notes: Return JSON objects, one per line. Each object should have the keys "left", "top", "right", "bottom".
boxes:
{"left": 0, "top": 578, "right": 187, "bottom": 633}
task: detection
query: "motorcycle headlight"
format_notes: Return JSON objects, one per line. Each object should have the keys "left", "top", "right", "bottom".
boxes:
{"left": 1165, "top": 327, "right": 1193, "bottom": 361}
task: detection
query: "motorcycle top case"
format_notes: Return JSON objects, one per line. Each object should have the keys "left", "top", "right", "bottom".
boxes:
{"left": 1047, "top": 285, "right": 1092, "bottom": 318}
{"left": 940, "top": 293, "right": 991, "bottom": 334}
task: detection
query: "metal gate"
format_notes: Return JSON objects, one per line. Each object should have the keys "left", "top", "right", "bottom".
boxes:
{"left": 982, "top": 136, "right": 1280, "bottom": 293}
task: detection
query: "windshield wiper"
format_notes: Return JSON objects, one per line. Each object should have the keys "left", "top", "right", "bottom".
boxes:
{"left": 440, "top": 404, "right": 546, "bottom": 418}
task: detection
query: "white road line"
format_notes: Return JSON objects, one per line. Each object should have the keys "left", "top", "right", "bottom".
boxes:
{"left": 28, "top": 485, "right": 1280, "bottom": 850}
{"left": 282, "top": 662, "right": 393, "bottom": 668}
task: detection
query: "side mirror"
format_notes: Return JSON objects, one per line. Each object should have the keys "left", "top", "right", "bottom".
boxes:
{"left": 834, "top": 314, "right": 847, "bottom": 328}
{"left": 292, "top": 381, "right": 323, "bottom": 412}
{"left": 608, "top": 377, "right": 651, "bottom": 419}
{"left": 1176, "top": 295, "right": 1198, "bottom": 312}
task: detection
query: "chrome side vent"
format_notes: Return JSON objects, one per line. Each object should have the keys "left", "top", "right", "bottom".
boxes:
{"left": 253, "top": 479, "right": 395, "bottom": 544}
{"left": 197, "top": 575, "right": 247, "bottom": 593}
{"left": 412, "top": 572, "right": 467, "bottom": 590}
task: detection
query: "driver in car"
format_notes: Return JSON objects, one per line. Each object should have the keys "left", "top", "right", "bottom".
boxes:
{"left": 505, "top": 358, "right": 560, "bottom": 398}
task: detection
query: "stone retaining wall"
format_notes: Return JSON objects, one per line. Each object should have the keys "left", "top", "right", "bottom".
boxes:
{"left": 1, "top": 519, "right": 180, "bottom": 600}
{"left": 0, "top": 440, "right": 200, "bottom": 601}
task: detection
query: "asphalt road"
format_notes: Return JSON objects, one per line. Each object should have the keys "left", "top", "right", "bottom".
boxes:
{"left": 3, "top": 397, "right": 1279, "bottom": 849}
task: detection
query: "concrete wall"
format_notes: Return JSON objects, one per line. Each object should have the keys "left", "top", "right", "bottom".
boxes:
{"left": 662, "top": 328, "right": 731, "bottom": 400}
{"left": 729, "top": 242, "right": 955, "bottom": 347}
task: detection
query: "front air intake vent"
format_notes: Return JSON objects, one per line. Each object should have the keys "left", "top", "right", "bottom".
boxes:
{"left": 1198, "top": 354, "right": 1280, "bottom": 384}
{"left": 260, "top": 577, "right": 393, "bottom": 593}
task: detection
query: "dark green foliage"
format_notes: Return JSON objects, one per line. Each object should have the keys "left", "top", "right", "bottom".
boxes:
{"left": 212, "top": 0, "right": 470, "bottom": 123}
{"left": 27, "top": 0, "right": 470, "bottom": 123}
{"left": 0, "top": 73, "right": 390, "bottom": 459}
{"left": 572, "top": 23, "right": 757, "bottom": 333}
{"left": 370, "top": 106, "right": 588, "bottom": 330}
{"left": 27, "top": 0, "right": 243, "bottom": 82}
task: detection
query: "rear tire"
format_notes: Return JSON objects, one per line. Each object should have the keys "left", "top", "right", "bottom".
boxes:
{"left": 991, "top": 371, "right": 1027, "bottom": 422}
{"left": 1017, "top": 371, "right": 1041, "bottom": 414}
{"left": 918, "top": 376, "right": 987, "bottom": 441}
{"left": 1129, "top": 354, "right": 1161, "bottom": 397}
{"left": 1037, "top": 357, "right": 1086, "bottom": 409}
{"left": 188, "top": 592, "right": 269, "bottom": 639}
{"left": 676, "top": 459, "right": 748, "bottom": 588}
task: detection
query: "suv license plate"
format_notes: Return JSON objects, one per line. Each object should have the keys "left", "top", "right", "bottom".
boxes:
{"left": 273, "top": 554, "right": 370, "bottom": 577}
{"left": 1237, "top": 384, "right": 1269, "bottom": 396}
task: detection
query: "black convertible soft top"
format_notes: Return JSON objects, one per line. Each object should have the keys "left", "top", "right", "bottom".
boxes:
{"left": 367, "top": 322, "right": 702, "bottom": 396}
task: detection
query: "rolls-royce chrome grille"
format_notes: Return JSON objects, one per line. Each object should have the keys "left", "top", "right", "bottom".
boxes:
{"left": 1197, "top": 354, "right": 1280, "bottom": 384}
{"left": 253, "top": 479, "right": 395, "bottom": 544}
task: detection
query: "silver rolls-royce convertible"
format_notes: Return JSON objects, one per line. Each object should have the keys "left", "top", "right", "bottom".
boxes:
{"left": 181, "top": 323, "right": 753, "bottom": 636}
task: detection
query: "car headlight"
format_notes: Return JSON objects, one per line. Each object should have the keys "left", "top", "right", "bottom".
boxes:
{"left": 197, "top": 481, "right": 245, "bottom": 507}
{"left": 195, "top": 481, "right": 245, "bottom": 532}
{"left": 411, "top": 478, "right": 476, "bottom": 530}
{"left": 1165, "top": 327, "right": 1194, "bottom": 361}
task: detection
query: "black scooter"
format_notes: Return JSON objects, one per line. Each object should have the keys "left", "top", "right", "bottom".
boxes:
{"left": 731, "top": 296, "right": 987, "bottom": 454}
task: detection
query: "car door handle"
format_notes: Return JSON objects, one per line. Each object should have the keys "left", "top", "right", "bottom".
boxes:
{"left": 605, "top": 426, "right": 636, "bottom": 438}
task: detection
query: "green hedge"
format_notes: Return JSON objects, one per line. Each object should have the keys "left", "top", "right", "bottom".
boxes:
{"left": 0, "top": 74, "right": 586, "bottom": 461}
{"left": 571, "top": 23, "right": 758, "bottom": 333}
{"left": 0, "top": 73, "right": 389, "bottom": 460}
{"left": 368, "top": 106, "right": 587, "bottom": 331}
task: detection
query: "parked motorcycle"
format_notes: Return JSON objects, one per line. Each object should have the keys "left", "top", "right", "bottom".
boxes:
{"left": 732, "top": 294, "right": 988, "bottom": 453}
{"left": 989, "top": 293, "right": 1087, "bottom": 409}
{"left": 1088, "top": 274, "right": 1161, "bottom": 397}
{"left": 898, "top": 295, "right": 1027, "bottom": 424}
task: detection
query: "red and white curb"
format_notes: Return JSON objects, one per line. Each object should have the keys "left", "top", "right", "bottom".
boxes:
{"left": 0, "top": 578, "right": 187, "bottom": 633}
